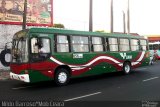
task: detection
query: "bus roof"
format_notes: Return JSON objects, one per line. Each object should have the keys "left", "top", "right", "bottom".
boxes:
{"left": 149, "top": 41, "right": 160, "bottom": 45}
{"left": 28, "top": 27, "right": 144, "bottom": 39}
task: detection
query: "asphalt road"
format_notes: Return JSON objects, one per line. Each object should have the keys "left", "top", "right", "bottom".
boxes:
{"left": 0, "top": 61, "right": 160, "bottom": 107}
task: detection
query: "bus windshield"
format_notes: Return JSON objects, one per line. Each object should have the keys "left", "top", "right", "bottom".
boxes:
{"left": 12, "top": 31, "right": 28, "bottom": 63}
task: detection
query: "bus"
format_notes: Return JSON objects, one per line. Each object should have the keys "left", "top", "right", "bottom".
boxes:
{"left": 10, "top": 28, "right": 150, "bottom": 85}
{"left": 149, "top": 42, "right": 160, "bottom": 60}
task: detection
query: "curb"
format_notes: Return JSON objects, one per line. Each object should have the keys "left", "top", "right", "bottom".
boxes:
{"left": 0, "top": 76, "right": 10, "bottom": 80}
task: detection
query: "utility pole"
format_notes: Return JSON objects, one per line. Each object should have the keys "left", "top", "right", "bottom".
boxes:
{"left": 22, "top": 0, "right": 27, "bottom": 30}
{"left": 127, "top": 0, "right": 130, "bottom": 34}
{"left": 110, "top": 0, "right": 114, "bottom": 33}
{"left": 89, "top": 0, "right": 93, "bottom": 32}
{"left": 123, "top": 11, "right": 126, "bottom": 34}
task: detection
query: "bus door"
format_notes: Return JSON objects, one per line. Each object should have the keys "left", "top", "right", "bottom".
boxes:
{"left": 29, "top": 34, "right": 53, "bottom": 74}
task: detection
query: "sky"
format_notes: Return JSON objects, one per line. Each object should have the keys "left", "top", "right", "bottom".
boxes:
{"left": 53, "top": 0, "right": 160, "bottom": 35}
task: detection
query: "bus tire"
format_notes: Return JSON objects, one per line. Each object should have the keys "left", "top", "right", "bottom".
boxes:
{"left": 123, "top": 62, "right": 131, "bottom": 74}
{"left": 0, "top": 49, "right": 11, "bottom": 67}
{"left": 54, "top": 68, "right": 70, "bottom": 86}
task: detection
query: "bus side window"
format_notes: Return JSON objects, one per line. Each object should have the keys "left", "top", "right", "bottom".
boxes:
{"left": 108, "top": 38, "right": 118, "bottom": 52}
{"left": 39, "top": 38, "right": 51, "bottom": 53}
{"left": 91, "top": 37, "right": 104, "bottom": 52}
{"left": 72, "top": 36, "right": 89, "bottom": 52}
{"left": 31, "top": 38, "right": 38, "bottom": 53}
{"left": 140, "top": 39, "right": 147, "bottom": 51}
{"left": 130, "top": 39, "right": 139, "bottom": 51}
{"left": 153, "top": 44, "right": 159, "bottom": 50}
{"left": 56, "top": 35, "right": 69, "bottom": 52}
{"left": 119, "top": 38, "right": 130, "bottom": 51}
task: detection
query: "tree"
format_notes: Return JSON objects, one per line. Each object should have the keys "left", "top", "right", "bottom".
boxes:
{"left": 95, "top": 30, "right": 107, "bottom": 33}
{"left": 52, "top": 23, "right": 65, "bottom": 28}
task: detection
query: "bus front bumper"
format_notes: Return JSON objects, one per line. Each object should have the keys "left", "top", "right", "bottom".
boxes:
{"left": 10, "top": 72, "right": 30, "bottom": 83}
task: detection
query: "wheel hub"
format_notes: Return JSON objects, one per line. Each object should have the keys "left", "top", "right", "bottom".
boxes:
{"left": 125, "top": 65, "right": 130, "bottom": 73}
{"left": 58, "top": 72, "right": 67, "bottom": 83}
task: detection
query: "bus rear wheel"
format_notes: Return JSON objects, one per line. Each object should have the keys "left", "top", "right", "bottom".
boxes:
{"left": 54, "top": 68, "right": 70, "bottom": 86}
{"left": 123, "top": 62, "right": 131, "bottom": 74}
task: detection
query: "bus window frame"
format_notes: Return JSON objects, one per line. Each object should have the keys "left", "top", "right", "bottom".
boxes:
{"left": 105, "top": 37, "right": 109, "bottom": 51}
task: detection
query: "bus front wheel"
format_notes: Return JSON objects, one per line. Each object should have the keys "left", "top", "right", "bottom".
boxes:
{"left": 54, "top": 68, "right": 70, "bottom": 86}
{"left": 123, "top": 62, "right": 131, "bottom": 74}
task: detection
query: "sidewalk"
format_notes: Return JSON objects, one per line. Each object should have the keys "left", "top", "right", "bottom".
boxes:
{"left": 0, "top": 70, "right": 10, "bottom": 80}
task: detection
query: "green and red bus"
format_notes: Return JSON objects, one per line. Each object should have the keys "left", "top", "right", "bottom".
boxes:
{"left": 10, "top": 28, "right": 150, "bottom": 85}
